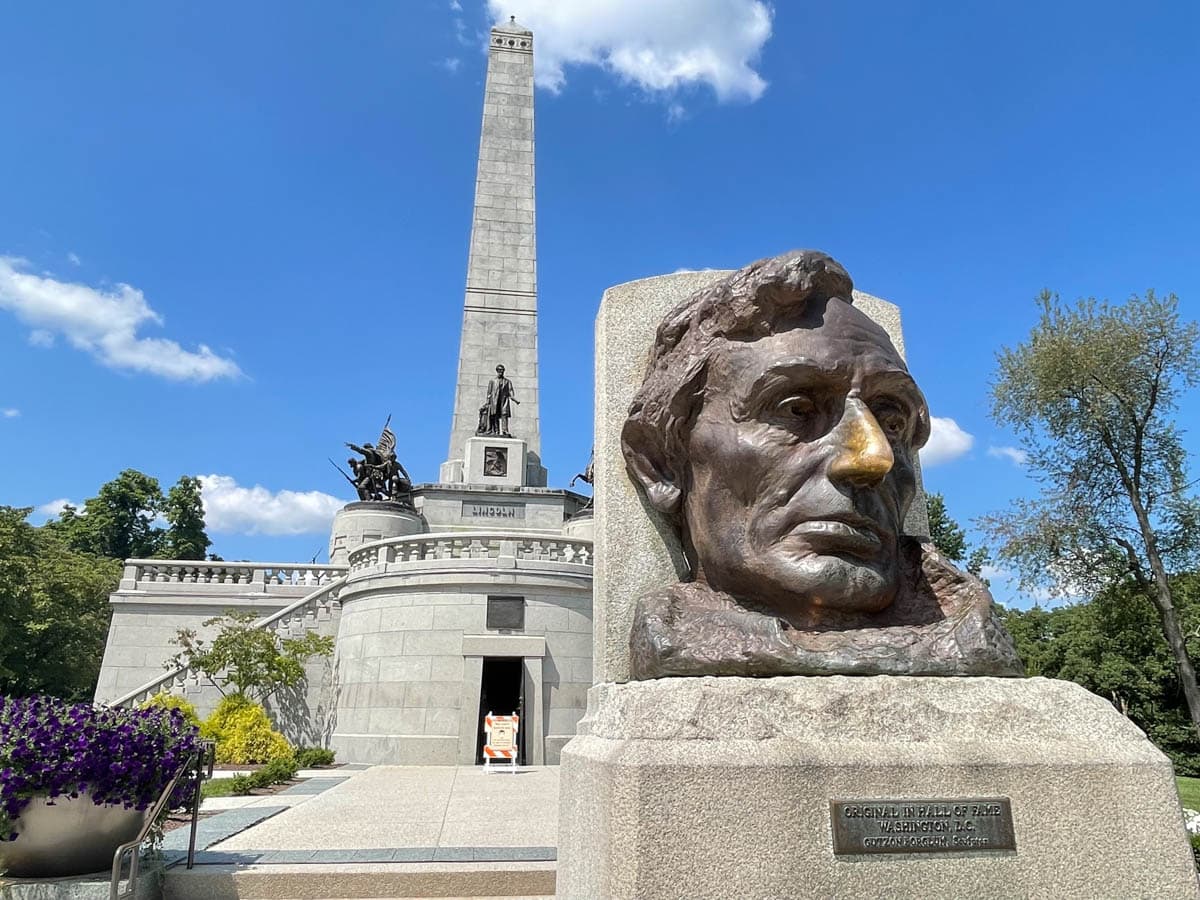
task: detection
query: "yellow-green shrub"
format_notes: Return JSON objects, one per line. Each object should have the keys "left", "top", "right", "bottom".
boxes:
{"left": 201, "top": 695, "right": 292, "bottom": 764}
{"left": 140, "top": 692, "right": 201, "bottom": 728}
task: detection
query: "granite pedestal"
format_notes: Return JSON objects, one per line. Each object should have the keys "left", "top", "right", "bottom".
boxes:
{"left": 328, "top": 501, "right": 425, "bottom": 566}
{"left": 557, "top": 675, "right": 1198, "bottom": 899}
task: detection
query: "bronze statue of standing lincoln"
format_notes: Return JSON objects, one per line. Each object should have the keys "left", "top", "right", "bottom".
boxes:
{"left": 621, "top": 250, "right": 1022, "bottom": 679}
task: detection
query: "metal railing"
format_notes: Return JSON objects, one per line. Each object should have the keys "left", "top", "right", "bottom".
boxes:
{"left": 107, "top": 575, "right": 346, "bottom": 708}
{"left": 110, "top": 740, "right": 214, "bottom": 900}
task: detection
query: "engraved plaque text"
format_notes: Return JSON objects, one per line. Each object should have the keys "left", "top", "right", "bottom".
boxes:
{"left": 462, "top": 501, "right": 526, "bottom": 520}
{"left": 831, "top": 798, "right": 1015, "bottom": 855}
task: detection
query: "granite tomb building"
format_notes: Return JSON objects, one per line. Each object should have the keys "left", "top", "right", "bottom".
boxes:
{"left": 95, "top": 18, "right": 594, "bottom": 767}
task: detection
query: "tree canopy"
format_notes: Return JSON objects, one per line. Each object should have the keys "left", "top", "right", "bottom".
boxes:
{"left": 0, "top": 506, "right": 122, "bottom": 700}
{"left": 984, "top": 289, "right": 1200, "bottom": 736}
{"left": 1, "top": 469, "right": 214, "bottom": 699}
{"left": 926, "top": 492, "right": 989, "bottom": 579}
{"left": 163, "top": 475, "right": 211, "bottom": 560}
{"left": 48, "top": 468, "right": 211, "bottom": 561}
{"left": 1001, "top": 574, "right": 1200, "bottom": 773}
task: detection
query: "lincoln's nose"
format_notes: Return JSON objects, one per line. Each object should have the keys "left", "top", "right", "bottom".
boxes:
{"left": 828, "top": 398, "right": 894, "bottom": 487}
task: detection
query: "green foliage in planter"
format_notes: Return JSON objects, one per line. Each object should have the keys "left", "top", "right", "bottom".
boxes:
{"left": 257, "top": 755, "right": 298, "bottom": 786}
{"left": 294, "top": 746, "right": 336, "bottom": 768}
{"left": 226, "top": 755, "right": 298, "bottom": 795}
{"left": 140, "top": 693, "right": 201, "bottom": 729}
{"left": 201, "top": 696, "right": 291, "bottom": 764}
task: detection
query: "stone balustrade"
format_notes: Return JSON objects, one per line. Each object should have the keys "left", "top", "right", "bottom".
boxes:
{"left": 119, "top": 559, "right": 347, "bottom": 593}
{"left": 107, "top": 576, "right": 346, "bottom": 709}
{"left": 347, "top": 531, "right": 593, "bottom": 574}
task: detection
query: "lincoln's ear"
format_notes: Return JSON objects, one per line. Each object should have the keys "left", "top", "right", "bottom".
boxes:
{"left": 620, "top": 418, "right": 683, "bottom": 516}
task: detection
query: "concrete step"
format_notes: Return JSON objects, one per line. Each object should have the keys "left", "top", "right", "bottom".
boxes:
{"left": 162, "top": 861, "right": 556, "bottom": 899}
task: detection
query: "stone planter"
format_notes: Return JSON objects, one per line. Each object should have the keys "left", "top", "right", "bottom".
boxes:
{"left": 0, "top": 793, "right": 151, "bottom": 878}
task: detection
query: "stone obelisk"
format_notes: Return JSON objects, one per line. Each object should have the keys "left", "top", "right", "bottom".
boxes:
{"left": 441, "top": 17, "right": 546, "bottom": 487}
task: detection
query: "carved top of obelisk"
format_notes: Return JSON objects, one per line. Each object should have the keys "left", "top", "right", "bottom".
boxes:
{"left": 492, "top": 15, "right": 533, "bottom": 40}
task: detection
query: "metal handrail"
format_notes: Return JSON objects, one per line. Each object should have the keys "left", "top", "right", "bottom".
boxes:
{"left": 109, "top": 740, "right": 211, "bottom": 900}
{"left": 186, "top": 741, "right": 216, "bottom": 869}
{"left": 107, "top": 575, "right": 347, "bottom": 708}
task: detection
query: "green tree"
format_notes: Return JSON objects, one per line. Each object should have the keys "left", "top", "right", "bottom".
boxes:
{"left": 926, "top": 493, "right": 990, "bottom": 579}
{"left": 170, "top": 612, "right": 334, "bottom": 703}
{"left": 163, "top": 475, "right": 211, "bottom": 560}
{"left": 0, "top": 506, "right": 122, "bottom": 699}
{"left": 50, "top": 469, "right": 165, "bottom": 560}
{"left": 47, "top": 469, "right": 214, "bottom": 562}
{"left": 927, "top": 493, "right": 967, "bottom": 561}
{"left": 1001, "top": 574, "right": 1200, "bottom": 773}
{"left": 984, "top": 290, "right": 1200, "bottom": 737}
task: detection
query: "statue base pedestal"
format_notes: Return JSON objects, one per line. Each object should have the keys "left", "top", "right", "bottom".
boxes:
{"left": 328, "top": 501, "right": 425, "bottom": 566}
{"left": 556, "top": 676, "right": 1197, "bottom": 899}
{"left": 463, "top": 435, "right": 528, "bottom": 487}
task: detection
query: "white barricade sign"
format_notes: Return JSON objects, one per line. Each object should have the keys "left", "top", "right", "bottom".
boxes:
{"left": 483, "top": 711, "right": 519, "bottom": 771}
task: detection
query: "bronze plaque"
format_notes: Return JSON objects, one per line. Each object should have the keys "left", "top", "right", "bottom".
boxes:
{"left": 484, "top": 447, "right": 508, "bottom": 477}
{"left": 831, "top": 798, "right": 1015, "bottom": 855}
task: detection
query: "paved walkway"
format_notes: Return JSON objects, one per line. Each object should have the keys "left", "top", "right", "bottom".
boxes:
{"left": 202, "top": 775, "right": 360, "bottom": 811}
{"left": 212, "top": 765, "right": 559, "bottom": 854}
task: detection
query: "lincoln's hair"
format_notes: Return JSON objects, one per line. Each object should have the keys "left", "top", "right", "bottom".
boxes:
{"left": 621, "top": 250, "right": 859, "bottom": 522}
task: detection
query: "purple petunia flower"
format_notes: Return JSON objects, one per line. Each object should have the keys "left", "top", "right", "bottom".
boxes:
{"left": 0, "top": 695, "right": 200, "bottom": 843}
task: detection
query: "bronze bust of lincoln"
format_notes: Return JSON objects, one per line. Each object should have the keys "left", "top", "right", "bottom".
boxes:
{"left": 621, "top": 250, "right": 1022, "bottom": 679}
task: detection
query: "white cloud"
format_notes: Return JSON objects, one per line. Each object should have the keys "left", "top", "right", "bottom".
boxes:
{"left": 451, "top": 10, "right": 470, "bottom": 45}
{"left": 442, "top": 56, "right": 462, "bottom": 73}
{"left": 199, "top": 475, "right": 347, "bottom": 536}
{"left": 979, "top": 563, "right": 1013, "bottom": 583}
{"left": 1, "top": 408, "right": 18, "bottom": 418}
{"left": 485, "top": 0, "right": 773, "bottom": 102}
{"left": 450, "top": 0, "right": 462, "bottom": 10}
{"left": 0, "top": 257, "right": 242, "bottom": 383}
{"left": 37, "top": 498, "right": 73, "bottom": 518}
{"left": 921, "top": 416, "right": 975, "bottom": 467}
{"left": 67, "top": 252, "right": 81, "bottom": 266}
{"left": 988, "top": 445, "right": 1028, "bottom": 467}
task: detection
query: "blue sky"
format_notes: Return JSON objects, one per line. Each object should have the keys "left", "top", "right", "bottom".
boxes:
{"left": 1, "top": 1, "right": 1197, "bottom": 607}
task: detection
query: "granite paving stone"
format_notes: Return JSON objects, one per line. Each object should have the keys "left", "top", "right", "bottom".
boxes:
{"left": 211, "top": 765, "right": 558, "bottom": 852}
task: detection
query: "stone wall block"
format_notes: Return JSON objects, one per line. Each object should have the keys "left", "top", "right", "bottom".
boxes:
{"left": 403, "top": 630, "right": 463, "bottom": 656}
{"left": 405, "top": 680, "right": 463, "bottom": 709}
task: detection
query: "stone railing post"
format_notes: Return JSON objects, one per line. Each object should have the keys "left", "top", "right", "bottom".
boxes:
{"left": 118, "top": 563, "right": 140, "bottom": 591}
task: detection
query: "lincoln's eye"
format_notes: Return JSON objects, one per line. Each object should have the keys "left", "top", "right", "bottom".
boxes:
{"left": 870, "top": 400, "right": 910, "bottom": 440}
{"left": 776, "top": 395, "right": 815, "bottom": 419}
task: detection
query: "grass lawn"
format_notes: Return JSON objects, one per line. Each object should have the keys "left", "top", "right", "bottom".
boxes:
{"left": 200, "top": 779, "right": 238, "bottom": 800}
{"left": 1177, "top": 776, "right": 1200, "bottom": 812}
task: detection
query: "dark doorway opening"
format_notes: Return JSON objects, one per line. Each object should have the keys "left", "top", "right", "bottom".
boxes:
{"left": 476, "top": 657, "right": 525, "bottom": 764}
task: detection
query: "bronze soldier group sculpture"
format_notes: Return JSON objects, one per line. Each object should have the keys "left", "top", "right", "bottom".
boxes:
{"left": 335, "top": 418, "right": 414, "bottom": 507}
